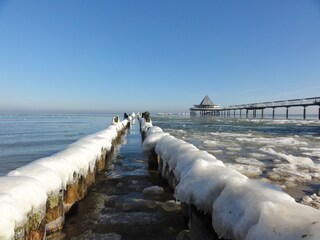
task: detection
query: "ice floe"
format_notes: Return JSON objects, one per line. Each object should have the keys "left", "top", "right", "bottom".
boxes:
{"left": 260, "top": 147, "right": 314, "bottom": 166}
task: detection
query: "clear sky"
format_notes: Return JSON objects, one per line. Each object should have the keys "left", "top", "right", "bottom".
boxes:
{"left": 0, "top": 0, "right": 319, "bottom": 113}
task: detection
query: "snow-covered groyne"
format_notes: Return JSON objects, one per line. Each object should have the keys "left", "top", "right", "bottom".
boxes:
{"left": 0, "top": 117, "right": 130, "bottom": 240}
{"left": 140, "top": 117, "right": 320, "bottom": 240}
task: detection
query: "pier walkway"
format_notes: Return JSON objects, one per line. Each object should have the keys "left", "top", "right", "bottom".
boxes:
{"left": 222, "top": 97, "right": 320, "bottom": 119}
{"left": 59, "top": 121, "right": 187, "bottom": 239}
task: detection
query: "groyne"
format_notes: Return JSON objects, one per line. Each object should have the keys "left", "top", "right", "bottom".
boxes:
{"left": 139, "top": 114, "right": 320, "bottom": 240}
{"left": 0, "top": 115, "right": 131, "bottom": 240}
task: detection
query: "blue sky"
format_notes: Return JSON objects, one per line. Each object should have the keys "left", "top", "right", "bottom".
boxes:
{"left": 0, "top": 0, "right": 319, "bottom": 113}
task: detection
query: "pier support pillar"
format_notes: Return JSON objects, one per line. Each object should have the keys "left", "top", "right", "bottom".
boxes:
{"left": 261, "top": 109, "right": 264, "bottom": 119}
{"left": 286, "top": 107, "right": 289, "bottom": 119}
{"left": 272, "top": 108, "right": 275, "bottom": 119}
{"left": 240, "top": 110, "right": 242, "bottom": 118}
{"left": 234, "top": 110, "right": 236, "bottom": 117}
{"left": 319, "top": 107, "right": 320, "bottom": 120}
{"left": 303, "top": 107, "right": 306, "bottom": 120}
{"left": 253, "top": 110, "right": 256, "bottom": 118}
{"left": 246, "top": 109, "right": 248, "bottom": 118}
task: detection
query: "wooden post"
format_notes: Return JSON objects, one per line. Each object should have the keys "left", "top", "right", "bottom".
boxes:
{"left": 303, "top": 106, "right": 306, "bottom": 120}
{"left": 246, "top": 109, "right": 248, "bottom": 118}
{"left": 261, "top": 109, "right": 264, "bottom": 119}
{"left": 286, "top": 107, "right": 289, "bottom": 119}
{"left": 319, "top": 106, "right": 320, "bottom": 120}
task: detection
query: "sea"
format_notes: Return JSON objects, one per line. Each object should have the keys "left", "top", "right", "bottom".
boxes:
{"left": 1, "top": 113, "right": 320, "bottom": 199}
{"left": 0, "top": 113, "right": 114, "bottom": 176}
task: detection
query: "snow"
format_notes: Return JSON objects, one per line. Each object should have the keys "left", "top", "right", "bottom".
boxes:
{"left": 139, "top": 117, "right": 153, "bottom": 133}
{"left": 142, "top": 126, "right": 169, "bottom": 152}
{"left": 0, "top": 176, "right": 47, "bottom": 239}
{"left": 33, "top": 156, "right": 76, "bottom": 188}
{"left": 144, "top": 125, "right": 320, "bottom": 240}
{"left": 8, "top": 163, "right": 62, "bottom": 194}
{"left": 175, "top": 161, "right": 245, "bottom": 213}
{"left": 212, "top": 179, "right": 297, "bottom": 239}
{"left": 0, "top": 117, "right": 128, "bottom": 238}
{"left": 246, "top": 201, "right": 320, "bottom": 240}
{"left": 0, "top": 194, "right": 25, "bottom": 240}
{"left": 0, "top": 176, "right": 47, "bottom": 214}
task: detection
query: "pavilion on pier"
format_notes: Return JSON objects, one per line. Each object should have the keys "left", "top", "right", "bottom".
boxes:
{"left": 190, "top": 95, "right": 220, "bottom": 116}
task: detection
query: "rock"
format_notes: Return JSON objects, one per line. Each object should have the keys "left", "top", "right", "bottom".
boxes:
{"left": 142, "top": 186, "right": 164, "bottom": 195}
{"left": 70, "top": 230, "right": 121, "bottom": 240}
{"left": 94, "top": 212, "right": 166, "bottom": 237}
{"left": 176, "top": 230, "right": 191, "bottom": 240}
{"left": 302, "top": 196, "right": 313, "bottom": 203}
{"left": 162, "top": 200, "right": 181, "bottom": 212}
{"left": 145, "top": 200, "right": 160, "bottom": 209}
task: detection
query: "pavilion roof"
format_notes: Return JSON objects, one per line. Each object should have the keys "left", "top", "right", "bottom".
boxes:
{"left": 199, "top": 95, "right": 215, "bottom": 106}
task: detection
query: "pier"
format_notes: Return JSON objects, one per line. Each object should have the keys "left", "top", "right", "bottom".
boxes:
{"left": 223, "top": 97, "right": 320, "bottom": 120}
{"left": 191, "top": 96, "right": 320, "bottom": 119}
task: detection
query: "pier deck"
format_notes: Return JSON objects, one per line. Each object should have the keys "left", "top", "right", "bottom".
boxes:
{"left": 222, "top": 97, "right": 320, "bottom": 119}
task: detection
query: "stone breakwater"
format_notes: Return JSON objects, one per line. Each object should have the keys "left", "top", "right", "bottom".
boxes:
{"left": 0, "top": 116, "right": 130, "bottom": 240}
{"left": 58, "top": 115, "right": 187, "bottom": 239}
{"left": 139, "top": 115, "right": 320, "bottom": 240}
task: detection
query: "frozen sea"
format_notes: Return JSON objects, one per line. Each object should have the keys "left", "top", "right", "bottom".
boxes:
{"left": 1, "top": 113, "right": 320, "bottom": 200}
{"left": 152, "top": 115, "right": 320, "bottom": 199}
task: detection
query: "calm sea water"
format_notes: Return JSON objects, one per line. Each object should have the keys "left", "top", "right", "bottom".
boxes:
{"left": 0, "top": 114, "right": 115, "bottom": 176}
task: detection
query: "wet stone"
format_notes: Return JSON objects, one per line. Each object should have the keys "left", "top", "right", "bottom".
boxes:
{"left": 94, "top": 212, "right": 166, "bottom": 237}
{"left": 162, "top": 200, "right": 181, "bottom": 212}
{"left": 70, "top": 231, "right": 121, "bottom": 240}
{"left": 142, "top": 186, "right": 164, "bottom": 195}
{"left": 177, "top": 230, "right": 192, "bottom": 240}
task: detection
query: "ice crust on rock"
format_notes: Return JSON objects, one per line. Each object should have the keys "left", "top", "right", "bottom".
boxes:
{"left": 0, "top": 194, "right": 25, "bottom": 240}
{"left": 144, "top": 125, "right": 320, "bottom": 240}
{"left": 246, "top": 201, "right": 320, "bottom": 240}
{"left": 0, "top": 118, "right": 129, "bottom": 239}
{"left": 143, "top": 127, "right": 169, "bottom": 152}
{"left": 8, "top": 163, "right": 62, "bottom": 194}
{"left": 0, "top": 176, "right": 47, "bottom": 239}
